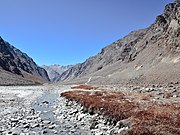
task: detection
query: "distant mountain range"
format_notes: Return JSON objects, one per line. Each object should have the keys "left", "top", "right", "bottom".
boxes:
{"left": 0, "top": 37, "right": 49, "bottom": 85}
{"left": 41, "top": 65, "right": 73, "bottom": 82}
{"left": 55, "top": 1, "right": 180, "bottom": 86}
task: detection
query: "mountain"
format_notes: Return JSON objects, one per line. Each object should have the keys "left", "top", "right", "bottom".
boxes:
{"left": 42, "top": 64, "right": 73, "bottom": 82}
{"left": 57, "top": 1, "right": 180, "bottom": 86}
{"left": 0, "top": 36, "right": 50, "bottom": 85}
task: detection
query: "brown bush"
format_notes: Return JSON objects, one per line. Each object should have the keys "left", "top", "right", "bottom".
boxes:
{"left": 71, "top": 85, "right": 98, "bottom": 90}
{"left": 61, "top": 90, "right": 180, "bottom": 135}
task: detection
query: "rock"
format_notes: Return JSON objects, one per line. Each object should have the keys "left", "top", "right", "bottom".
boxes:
{"left": 23, "top": 124, "right": 30, "bottom": 128}
{"left": 70, "top": 129, "right": 76, "bottom": 133}
{"left": 31, "top": 123, "right": 39, "bottom": 128}
{"left": 77, "top": 114, "right": 87, "bottom": 121}
{"left": 41, "top": 130, "right": 48, "bottom": 134}
{"left": 95, "top": 131, "right": 104, "bottom": 135}
{"left": 118, "top": 127, "right": 129, "bottom": 133}
{"left": 43, "top": 120, "right": 51, "bottom": 124}
{"left": 37, "top": 117, "right": 42, "bottom": 122}
{"left": 172, "top": 89, "right": 177, "bottom": 93}
{"left": 90, "top": 121, "right": 99, "bottom": 129}
{"left": 48, "top": 125, "right": 55, "bottom": 129}
{"left": 10, "top": 118, "right": 19, "bottom": 123}
{"left": 21, "top": 120, "right": 27, "bottom": 124}
{"left": 26, "top": 116, "right": 33, "bottom": 120}
{"left": 109, "top": 128, "right": 116, "bottom": 135}
{"left": 53, "top": 131, "right": 58, "bottom": 134}
{"left": 42, "top": 101, "right": 49, "bottom": 105}
{"left": 69, "top": 109, "right": 78, "bottom": 115}
{"left": 12, "top": 132, "right": 19, "bottom": 135}
{"left": 29, "top": 131, "right": 37, "bottom": 135}
{"left": 8, "top": 131, "right": 13, "bottom": 134}
{"left": 10, "top": 127, "right": 21, "bottom": 135}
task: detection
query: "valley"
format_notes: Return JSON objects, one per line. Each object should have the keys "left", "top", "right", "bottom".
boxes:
{"left": 0, "top": 85, "right": 126, "bottom": 135}
{"left": 0, "top": 1, "right": 180, "bottom": 135}
{"left": 0, "top": 84, "right": 179, "bottom": 135}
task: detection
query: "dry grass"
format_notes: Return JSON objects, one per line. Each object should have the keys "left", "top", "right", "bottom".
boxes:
{"left": 61, "top": 90, "right": 180, "bottom": 135}
{"left": 71, "top": 85, "right": 98, "bottom": 90}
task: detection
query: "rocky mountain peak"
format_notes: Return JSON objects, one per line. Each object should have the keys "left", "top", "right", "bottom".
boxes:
{"left": 151, "top": 1, "right": 180, "bottom": 53}
{"left": 154, "top": 2, "right": 180, "bottom": 29}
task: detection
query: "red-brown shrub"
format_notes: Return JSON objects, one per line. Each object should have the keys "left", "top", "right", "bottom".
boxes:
{"left": 61, "top": 90, "right": 180, "bottom": 135}
{"left": 71, "top": 85, "right": 98, "bottom": 90}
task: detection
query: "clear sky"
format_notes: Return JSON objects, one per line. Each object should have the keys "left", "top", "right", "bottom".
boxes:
{"left": 0, "top": 0, "right": 173, "bottom": 66}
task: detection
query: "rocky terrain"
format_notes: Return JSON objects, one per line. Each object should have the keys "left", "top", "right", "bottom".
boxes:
{"left": 57, "top": 1, "right": 180, "bottom": 86}
{"left": 0, "top": 84, "right": 179, "bottom": 135}
{"left": 0, "top": 85, "right": 126, "bottom": 135}
{"left": 42, "top": 65, "right": 73, "bottom": 82}
{"left": 62, "top": 84, "right": 180, "bottom": 135}
{"left": 0, "top": 37, "right": 49, "bottom": 85}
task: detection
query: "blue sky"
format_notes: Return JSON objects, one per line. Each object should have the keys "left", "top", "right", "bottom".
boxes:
{"left": 0, "top": 0, "right": 173, "bottom": 66}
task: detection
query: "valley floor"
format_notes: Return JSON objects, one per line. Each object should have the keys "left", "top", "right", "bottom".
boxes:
{"left": 0, "top": 85, "right": 121, "bottom": 135}
{"left": 0, "top": 84, "right": 179, "bottom": 135}
{"left": 62, "top": 84, "right": 180, "bottom": 135}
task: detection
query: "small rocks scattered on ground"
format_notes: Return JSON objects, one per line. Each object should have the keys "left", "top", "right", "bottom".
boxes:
{"left": 99, "top": 83, "right": 180, "bottom": 103}
{"left": 1, "top": 84, "right": 178, "bottom": 135}
{"left": 0, "top": 85, "right": 127, "bottom": 135}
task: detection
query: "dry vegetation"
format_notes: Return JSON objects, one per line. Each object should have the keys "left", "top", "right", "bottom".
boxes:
{"left": 61, "top": 88, "right": 180, "bottom": 135}
{"left": 71, "top": 85, "right": 98, "bottom": 90}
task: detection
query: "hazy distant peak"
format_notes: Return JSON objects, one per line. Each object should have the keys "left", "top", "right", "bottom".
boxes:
{"left": 41, "top": 64, "right": 73, "bottom": 82}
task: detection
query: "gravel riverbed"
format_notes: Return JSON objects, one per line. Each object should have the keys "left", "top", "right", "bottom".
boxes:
{"left": 0, "top": 85, "right": 123, "bottom": 135}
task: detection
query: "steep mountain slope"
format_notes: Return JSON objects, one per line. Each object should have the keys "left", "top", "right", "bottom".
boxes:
{"left": 0, "top": 37, "right": 50, "bottom": 85}
{"left": 56, "top": 28, "right": 148, "bottom": 82}
{"left": 42, "top": 65, "right": 73, "bottom": 82}
{"left": 57, "top": 1, "right": 180, "bottom": 86}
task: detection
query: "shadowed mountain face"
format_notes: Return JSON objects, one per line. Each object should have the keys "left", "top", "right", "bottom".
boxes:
{"left": 0, "top": 37, "right": 50, "bottom": 85}
{"left": 41, "top": 65, "right": 73, "bottom": 82}
{"left": 57, "top": 1, "right": 180, "bottom": 85}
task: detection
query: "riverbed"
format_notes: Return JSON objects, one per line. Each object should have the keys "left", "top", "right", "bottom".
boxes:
{"left": 0, "top": 85, "right": 120, "bottom": 135}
